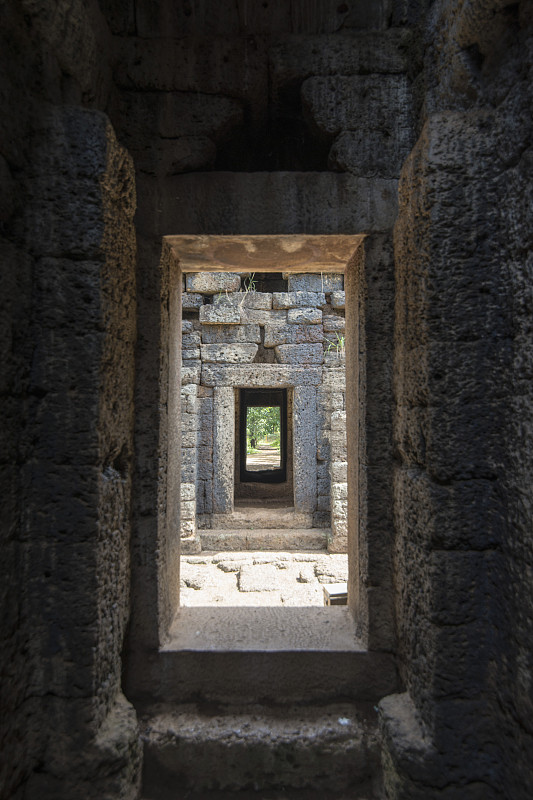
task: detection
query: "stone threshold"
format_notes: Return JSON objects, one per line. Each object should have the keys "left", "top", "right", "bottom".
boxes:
{"left": 130, "top": 607, "right": 398, "bottom": 705}
{"left": 164, "top": 606, "right": 362, "bottom": 652}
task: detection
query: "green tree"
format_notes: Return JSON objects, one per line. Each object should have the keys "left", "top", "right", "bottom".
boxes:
{"left": 246, "top": 406, "right": 280, "bottom": 446}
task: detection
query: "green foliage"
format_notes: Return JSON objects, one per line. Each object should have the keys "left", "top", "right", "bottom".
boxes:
{"left": 325, "top": 333, "right": 345, "bottom": 355}
{"left": 242, "top": 273, "right": 256, "bottom": 293}
{"left": 246, "top": 405, "right": 280, "bottom": 446}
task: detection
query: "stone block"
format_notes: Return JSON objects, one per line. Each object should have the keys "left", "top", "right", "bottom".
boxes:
{"left": 302, "top": 75, "right": 411, "bottom": 138}
{"left": 182, "top": 320, "right": 194, "bottom": 334}
{"left": 181, "top": 449, "right": 197, "bottom": 466}
{"left": 181, "top": 463, "right": 196, "bottom": 483}
{"left": 214, "top": 291, "right": 272, "bottom": 309}
{"left": 181, "top": 386, "right": 198, "bottom": 414}
{"left": 293, "top": 386, "right": 317, "bottom": 513}
{"left": 317, "top": 432, "right": 331, "bottom": 461}
{"left": 238, "top": 563, "right": 278, "bottom": 592}
{"left": 323, "top": 315, "right": 345, "bottom": 333}
{"left": 181, "top": 431, "right": 198, "bottom": 447}
{"left": 120, "top": 91, "right": 243, "bottom": 145}
{"left": 331, "top": 483, "right": 348, "bottom": 502}
{"left": 330, "top": 461, "right": 348, "bottom": 482}
{"left": 182, "top": 347, "right": 200, "bottom": 361}
{"left": 182, "top": 332, "right": 201, "bottom": 347}
{"left": 263, "top": 323, "right": 323, "bottom": 348}
{"left": 134, "top": 135, "right": 216, "bottom": 176}
{"left": 287, "top": 274, "right": 344, "bottom": 293}
{"left": 180, "top": 500, "right": 196, "bottom": 520}
{"left": 275, "top": 344, "right": 324, "bottom": 365}
{"left": 197, "top": 460, "right": 213, "bottom": 481}
{"left": 197, "top": 386, "right": 213, "bottom": 397}
{"left": 317, "top": 495, "right": 331, "bottom": 512}
{"left": 197, "top": 428, "right": 213, "bottom": 448}
{"left": 182, "top": 412, "right": 198, "bottom": 433}
{"left": 273, "top": 291, "right": 326, "bottom": 309}
{"left": 317, "top": 462, "right": 330, "bottom": 480}
{"left": 201, "top": 364, "right": 322, "bottom": 387}
{"left": 321, "top": 368, "right": 345, "bottom": 391}
{"left": 317, "top": 477, "right": 331, "bottom": 496}
{"left": 201, "top": 343, "right": 258, "bottom": 363}
{"left": 317, "top": 390, "right": 344, "bottom": 411}
{"left": 201, "top": 324, "right": 261, "bottom": 344}
{"left": 181, "top": 483, "right": 196, "bottom": 501}
{"left": 212, "top": 386, "right": 234, "bottom": 513}
{"left": 323, "top": 351, "right": 345, "bottom": 368}
{"left": 114, "top": 34, "right": 267, "bottom": 109}
{"left": 330, "top": 430, "right": 347, "bottom": 460}
{"left": 160, "top": 172, "right": 398, "bottom": 235}
{"left": 239, "top": 308, "right": 288, "bottom": 325}
{"left": 330, "top": 291, "right": 345, "bottom": 310}
{"left": 181, "top": 364, "right": 201, "bottom": 385}
{"left": 269, "top": 31, "right": 408, "bottom": 97}
{"left": 331, "top": 411, "right": 347, "bottom": 431}
{"left": 313, "top": 511, "right": 330, "bottom": 528}
{"left": 329, "top": 128, "right": 413, "bottom": 179}
{"left": 186, "top": 272, "right": 241, "bottom": 294}
{"left": 180, "top": 520, "right": 196, "bottom": 538}
{"left": 198, "top": 397, "right": 213, "bottom": 419}
{"left": 288, "top": 308, "right": 322, "bottom": 325}
{"left": 182, "top": 292, "right": 203, "bottom": 310}
{"left": 199, "top": 305, "right": 241, "bottom": 324}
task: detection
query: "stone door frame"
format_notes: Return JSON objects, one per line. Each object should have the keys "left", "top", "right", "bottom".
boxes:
{"left": 207, "top": 367, "right": 320, "bottom": 515}
{"left": 127, "top": 234, "right": 395, "bottom": 667}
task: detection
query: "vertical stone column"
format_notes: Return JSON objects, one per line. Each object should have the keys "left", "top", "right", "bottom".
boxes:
{"left": 293, "top": 386, "right": 317, "bottom": 513}
{"left": 213, "top": 386, "right": 235, "bottom": 514}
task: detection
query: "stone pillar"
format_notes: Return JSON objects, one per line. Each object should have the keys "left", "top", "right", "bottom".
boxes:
{"left": 22, "top": 107, "right": 141, "bottom": 799}
{"left": 329, "top": 410, "right": 348, "bottom": 552}
{"left": 213, "top": 386, "right": 235, "bottom": 514}
{"left": 293, "top": 386, "right": 317, "bottom": 513}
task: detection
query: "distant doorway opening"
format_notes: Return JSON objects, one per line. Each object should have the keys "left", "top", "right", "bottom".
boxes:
{"left": 240, "top": 388, "right": 287, "bottom": 484}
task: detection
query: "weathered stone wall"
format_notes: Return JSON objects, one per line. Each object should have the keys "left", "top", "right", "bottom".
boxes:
{"left": 5, "top": 0, "right": 532, "bottom": 798}
{"left": 381, "top": 1, "right": 533, "bottom": 798}
{"left": 0, "top": 3, "right": 141, "bottom": 798}
{"left": 179, "top": 272, "right": 347, "bottom": 552}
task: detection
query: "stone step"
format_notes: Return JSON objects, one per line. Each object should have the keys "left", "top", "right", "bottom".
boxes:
{"left": 140, "top": 702, "right": 381, "bottom": 798}
{"left": 210, "top": 507, "right": 314, "bottom": 530}
{"left": 128, "top": 607, "right": 398, "bottom": 706}
{"left": 200, "top": 527, "right": 328, "bottom": 551}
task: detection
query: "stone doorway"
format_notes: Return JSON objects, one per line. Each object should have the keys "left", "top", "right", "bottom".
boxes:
{"left": 174, "top": 237, "right": 357, "bottom": 607}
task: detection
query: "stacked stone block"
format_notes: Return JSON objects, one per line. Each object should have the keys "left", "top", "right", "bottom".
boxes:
{"left": 180, "top": 271, "right": 347, "bottom": 552}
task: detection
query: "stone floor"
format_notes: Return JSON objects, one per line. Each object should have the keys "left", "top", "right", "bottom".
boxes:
{"left": 180, "top": 551, "right": 348, "bottom": 606}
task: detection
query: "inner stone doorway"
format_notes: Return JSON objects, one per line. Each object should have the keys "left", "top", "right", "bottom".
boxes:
{"left": 178, "top": 250, "right": 350, "bottom": 607}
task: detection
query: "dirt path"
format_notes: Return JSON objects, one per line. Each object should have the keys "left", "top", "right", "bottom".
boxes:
{"left": 246, "top": 444, "right": 281, "bottom": 471}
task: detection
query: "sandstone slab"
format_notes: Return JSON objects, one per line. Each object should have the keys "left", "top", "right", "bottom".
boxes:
{"left": 264, "top": 323, "right": 324, "bottom": 347}
{"left": 238, "top": 563, "right": 279, "bottom": 592}
{"left": 288, "top": 308, "right": 322, "bottom": 324}
{"left": 201, "top": 324, "right": 261, "bottom": 344}
{"left": 214, "top": 291, "right": 272, "bottom": 309}
{"left": 273, "top": 291, "right": 326, "bottom": 309}
{"left": 201, "top": 343, "right": 258, "bottom": 363}
{"left": 187, "top": 272, "right": 241, "bottom": 294}
{"left": 275, "top": 344, "right": 324, "bottom": 365}
{"left": 199, "top": 305, "right": 240, "bottom": 324}
{"left": 287, "top": 274, "right": 344, "bottom": 293}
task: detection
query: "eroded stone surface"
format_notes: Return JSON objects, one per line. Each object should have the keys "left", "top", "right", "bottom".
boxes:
{"left": 187, "top": 272, "right": 241, "bottom": 294}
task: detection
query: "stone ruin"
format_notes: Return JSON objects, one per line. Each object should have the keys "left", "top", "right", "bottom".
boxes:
{"left": 179, "top": 270, "right": 348, "bottom": 554}
{"left": 1, "top": 1, "right": 532, "bottom": 799}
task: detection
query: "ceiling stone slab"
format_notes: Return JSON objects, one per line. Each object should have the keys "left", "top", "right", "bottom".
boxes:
{"left": 166, "top": 234, "right": 363, "bottom": 273}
